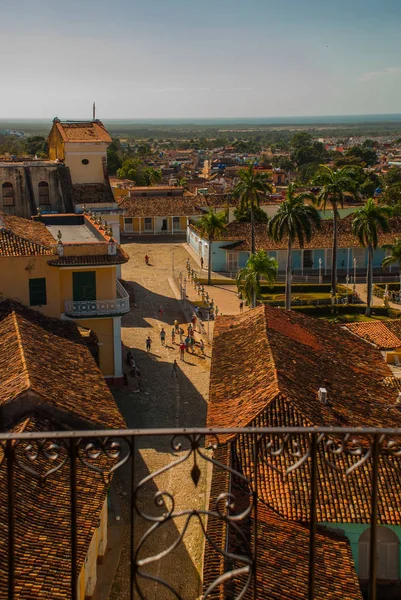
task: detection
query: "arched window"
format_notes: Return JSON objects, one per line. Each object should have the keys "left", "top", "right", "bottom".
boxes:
{"left": 359, "top": 526, "right": 399, "bottom": 580}
{"left": 2, "top": 182, "right": 14, "bottom": 206}
{"left": 38, "top": 181, "right": 50, "bottom": 205}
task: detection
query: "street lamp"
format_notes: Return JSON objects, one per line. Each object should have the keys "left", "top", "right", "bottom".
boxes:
{"left": 353, "top": 258, "right": 357, "bottom": 295}
{"left": 318, "top": 258, "right": 322, "bottom": 284}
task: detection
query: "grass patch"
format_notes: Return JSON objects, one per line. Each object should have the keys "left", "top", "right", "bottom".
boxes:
{"left": 290, "top": 304, "right": 401, "bottom": 322}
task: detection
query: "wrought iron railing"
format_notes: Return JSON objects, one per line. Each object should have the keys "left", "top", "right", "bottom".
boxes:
{"left": 2, "top": 426, "right": 401, "bottom": 600}
{"left": 64, "top": 281, "right": 130, "bottom": 318}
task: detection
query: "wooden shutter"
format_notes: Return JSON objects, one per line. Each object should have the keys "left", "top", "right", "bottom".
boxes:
{"left": 73, "top": 272, "right": 96, "bottom": 301}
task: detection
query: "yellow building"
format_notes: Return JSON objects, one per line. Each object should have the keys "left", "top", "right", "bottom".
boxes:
{"left": 0, "top": 210, "right": 129, "bottom": 380}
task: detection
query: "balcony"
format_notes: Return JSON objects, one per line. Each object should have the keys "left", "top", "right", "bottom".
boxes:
{"left": 64, "top": 281, "right": 130, "bottom": 318}
{"left": 2, "top": 426, "right": 400, "bottom": 600}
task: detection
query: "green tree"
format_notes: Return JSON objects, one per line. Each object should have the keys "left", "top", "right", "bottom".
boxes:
{"left": 346, "top": 146, "right": 378, "bottom": 166}
{"left": 267, "top": 184, "right": 320, "bottom": 310}
{"left": 143, "top": 167, "right": 162, "bottom": 185}
{"left": 25, "top": 136, "right": 47, "bottom": 157}
{"left": 197, "top": 211, "right": 226, "bottom": 285}
{"left": 382, "top": 183, "right": 401, "bottom": 207}
{"left": 312, "top": 165, "right": 356, "bottom": 305}
{"left": 352, "top": 199, "right": 391, "bottom": 316}
{"left": 117, "top": 158, "right": 141, "bottom": 181}
{"left": 382, "top": 237, "right": 401, "bottom": 269}
{"left": 233, "top": 165, "right": 272, "bottom": 255}
{"left": 234, "top": 204, "right": 268, "bottom": 223}
{"left": 237, "top": 250, "right": 278, "bottom": 308}
{"left": 384, "top": 167, "right": 401, "bottom": 186}
{"left": 290, "top": 132, "right": 313, "bottom": 149}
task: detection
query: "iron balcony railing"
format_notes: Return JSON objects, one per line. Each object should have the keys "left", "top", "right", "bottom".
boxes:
{"left": 2, "top": 426, "right": 401, "bottom": 600}
{"left": 64, "top": 281, "right": 130, "bottom": 318}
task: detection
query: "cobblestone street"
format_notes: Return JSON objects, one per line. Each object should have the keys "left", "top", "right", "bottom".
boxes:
{"left": 110, "top": 237, "right": 211, "bottom": 600}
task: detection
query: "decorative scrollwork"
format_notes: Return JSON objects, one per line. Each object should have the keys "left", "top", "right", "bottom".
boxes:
{"left": 13, "top": 438, "right": 69, "bottom": 485}
{"left": 76, "top": 436, "right": 131, "bottom": 484}
{"left": 133, "top": 432, "right": 254, "bottom": 600}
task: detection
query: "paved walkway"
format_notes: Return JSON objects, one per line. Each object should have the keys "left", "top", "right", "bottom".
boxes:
{"left": 110, "top": 239, "right": 211, "bottom": 600}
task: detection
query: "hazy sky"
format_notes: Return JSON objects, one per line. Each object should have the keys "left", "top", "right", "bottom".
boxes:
{"left": 1, "top": 0, "right": 401, "bottom": 119}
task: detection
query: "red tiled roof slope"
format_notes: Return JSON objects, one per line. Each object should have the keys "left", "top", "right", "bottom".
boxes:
{"left": 0, "top": 417, "right": 111, "bottom": 598}
{"left": 119, "top": 195, "right": 208, "bottom": 217}
{"left": 55, "top": 120, "right": 112, "bottom": 143}
{"left": 0, "top": 212, "right": 54, "bottom": 257}
{"left": 344, "top": 321, "right": 401, "bottom": 350}
{"left": 208, "top": 306, "right": 399, "bottom": 433}
{"left": 235, "top": 399, "right": 401, "bottom": 523}
{"left": 247, "top": 505, "right": 362, "bottom": 599}
{"left": 0, "top": 301, "right": 125, "bottom": 429}
{"left": 48, "top": 246, "right": 129, "bottom": 266}
{"left": 197, "top": 215, "right": 401, "bottom": 252}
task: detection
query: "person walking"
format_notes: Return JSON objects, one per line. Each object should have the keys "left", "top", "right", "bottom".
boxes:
{"left": 179, "top": 342, "right": 186, "bottom": 361}
{"left": 179, "top": 326, "right": 184, "bottom": 342}
{"left": 171, "top": 328, "right": 176, "bottom": 344}
{"left": 186, "top": 258, "right": 190, "bottom": 270}
{"left": 160, "top": 328, "right": 166, "bottom": 346}
{"left": 174, "top": 319, "right": 179, "bottom": 332}
{"left": 146, "top": 336, "right": 152, "bottom": 352}
{"left": 126, "top": 349, "right": 133, "bottom": 365}
{"left": 199, "top": 338, "right": 205, "bottom": 356}
{"left": 239, "top": 300, "right": 244, "bottom": 314}
{"left": 158, "top": 305, "right": 164, "bottom": 320}
{"left": 134, "top": 366, "right": 142, "bottom": 390}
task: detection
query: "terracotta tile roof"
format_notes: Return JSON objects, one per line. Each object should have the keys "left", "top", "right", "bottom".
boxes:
{"left": 203, "top": 450, "right": 362, "bottom": 599}
{"left": 344, "top": 321, "right": 401, "bottom": 350}
{"left": 234, "top": 406, "right": 401, "bottom": 524}
{"left": 208, "top": 306, "right": 399, "bottom": 438}
{"left": 0, "top": 212, "right": 54, "bottom": 257}
{"left": 0, "top": 300, "right": 125, "bottom": 429}
{"left": 0, "top": 416, "right": 112, "bottom": 598}
{"left": 48, "top": 246, "right": 129, "bottom": 266}
{"left": 72, "top": 183, "right": 115, "bottom": 205}
{"left": 198, "top": 215, "right": 401, "bottom": 252}
{"left": 208, "top": 306, "right": 401, "bottom": 525}
{"left": 55, "top": 120, "right": 112, "bottom": 143}
{"left": 119, "top": 195, "right": 208, "bottom": 217}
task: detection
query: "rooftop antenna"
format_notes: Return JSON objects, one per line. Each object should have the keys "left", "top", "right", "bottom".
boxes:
{"left": 92, "top": 101, "right": 96, "bottom": 121}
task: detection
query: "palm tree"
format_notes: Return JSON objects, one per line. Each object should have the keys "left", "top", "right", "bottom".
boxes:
{"left": 352, "top": 198, "right": 391, "bottom": 316}
{"left": 197, "top": 210, "right": 226, "bottom": 285}
{"left": 176, "top": 177, "right": 188, "bottom": 189}
{"left": 312, "top": 165, "right": 356, "bottom": 305}
{"left": 382, "top": 237, "right": 401, "bottom": 269}
{"left": 233, "top": 165, "right": 272, "bottom": 255}
{"left": 267, "top": 184, "right": 320, "bottom": 310}
{"left": 236, "top": 250, "right": 278, "bottom": 308}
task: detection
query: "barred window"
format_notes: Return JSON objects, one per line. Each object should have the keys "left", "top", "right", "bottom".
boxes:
{"left": 38, "top": 181, "right": 50, "bottom": 205}
{"left": 2, "top": 182, "right": 14, "bottom": 206}
{"left": 29, "top": 278, "right": 47, "bottom": 306}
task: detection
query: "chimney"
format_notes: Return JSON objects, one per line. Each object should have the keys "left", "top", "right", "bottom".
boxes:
{"left": 92, "top": 101, "right": 96, "bottom": 121}
{"left": 318, "top": 388, "right": 328, "bottom": 405}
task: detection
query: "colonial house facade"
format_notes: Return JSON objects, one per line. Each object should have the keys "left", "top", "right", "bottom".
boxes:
{"left": 187, "top": 217, "right": 401, "bottom": 276}
{"left": 0, "top": 211, "right": 129, "bottom": 381}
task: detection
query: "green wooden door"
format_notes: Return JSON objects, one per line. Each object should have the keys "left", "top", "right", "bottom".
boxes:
{"left": 73, "top": 271, "right": 96, "bottom": 301}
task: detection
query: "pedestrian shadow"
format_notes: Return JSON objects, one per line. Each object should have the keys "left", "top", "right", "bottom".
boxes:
{"left": 115, "top": 348, "right": 207, "bottom": 445}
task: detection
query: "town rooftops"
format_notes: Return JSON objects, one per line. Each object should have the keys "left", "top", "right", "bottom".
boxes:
{"left": 207, "top": 306, "right": 401, "bottom": 524}
{"left": 203, "top": 447, "right": 362, "bottom": 599}
{"left": 52, "top": 119, "right": 112, "bottom": 144}
{"left": 119, "top": 195, "right": 209, "bottom": 217}
{"left": 199, "top": 215, "right": 401, "bottom": 252}
{"left": 208, "top": 305, "right": 399, "bottom": 435}
{"left": 0, "top": 300, "right": 125, "bottom": 429}
{"left": 0, "top": 212, "right": 55, "bottom": 257}
{"left": 344, "top": 320, "right": 401, "bottom": 350}
{"left": 0, "top": 416, "right": 110, "bottom": 598}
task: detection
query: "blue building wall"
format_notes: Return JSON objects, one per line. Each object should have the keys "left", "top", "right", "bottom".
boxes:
{"left": 320, "top": 522, "right": 401, "bottom": 577}
{"left": 187, "top": 226, "right": 396, "bottom": 273}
